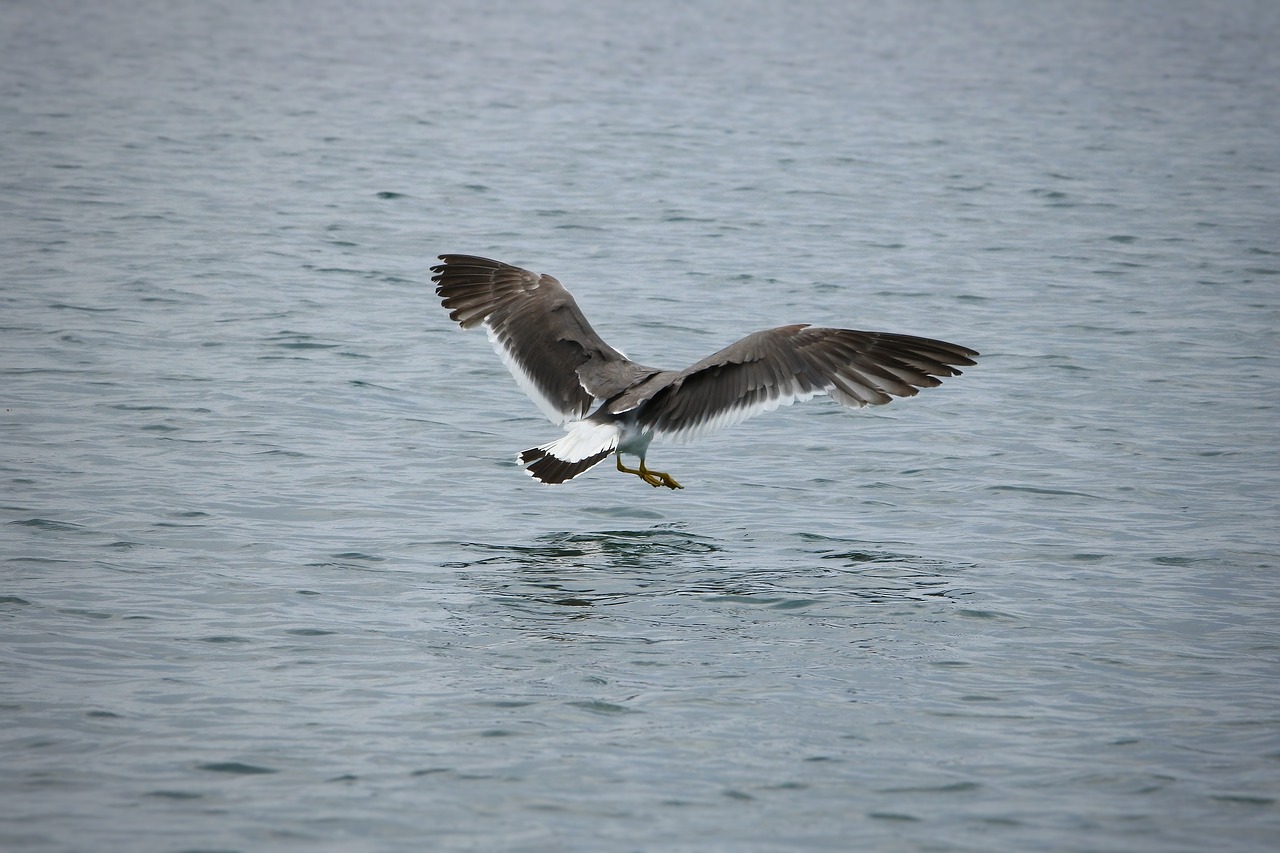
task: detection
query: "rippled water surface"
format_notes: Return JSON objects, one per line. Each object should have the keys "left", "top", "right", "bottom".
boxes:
{"left": 3, "top": 1, "right": 1278, "bottom": 850}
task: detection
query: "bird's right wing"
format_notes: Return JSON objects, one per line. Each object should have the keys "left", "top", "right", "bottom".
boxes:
{"left": 433, "top": 255, "right": 630, "bottom": 425}
{"left": 637, "top": 324, "right": 978, "bottom": 443}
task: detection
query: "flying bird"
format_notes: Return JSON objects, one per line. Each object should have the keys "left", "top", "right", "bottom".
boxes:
{"left": 433, "top": 254, "right": 977, "bottom": 489}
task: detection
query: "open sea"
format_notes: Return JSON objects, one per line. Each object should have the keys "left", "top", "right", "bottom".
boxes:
{"left": 2, "top": 1, "right": 1278, "bottom": 850}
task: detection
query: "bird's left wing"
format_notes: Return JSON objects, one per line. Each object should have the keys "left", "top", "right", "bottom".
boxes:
{"left": 433, "top": 255, "right": 631, "bottom": 425}
{"left": 636, "top": 324, "right": 977, "bottom": 443}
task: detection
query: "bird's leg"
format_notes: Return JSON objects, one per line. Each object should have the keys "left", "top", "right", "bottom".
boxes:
{"left": 615, "top": 454, "right": 658, "bottom": 486}
{"left": 616, "top": 454, "right": 683, "bottom": 490}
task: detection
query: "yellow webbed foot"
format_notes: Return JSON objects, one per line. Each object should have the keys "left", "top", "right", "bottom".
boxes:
{"left": 654, "top": 472, "right": 682, "bottom": 489}
{"left": 639, "top": 460, "right": 682, "bottom": 490}
{"left": 616, "top": 455, "right": 683, "bottom": 490}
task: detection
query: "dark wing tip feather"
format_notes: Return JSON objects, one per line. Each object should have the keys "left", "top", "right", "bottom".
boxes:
{"left": 432, "top": 255, "right": 536, "bottom": 326}
{"left": 857, "top": 332, "right": 978, "bottom": 383}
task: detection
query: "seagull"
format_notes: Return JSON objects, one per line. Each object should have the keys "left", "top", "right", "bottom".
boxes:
{"left": 432, "top": 254, "right": 977, "bottom": 489}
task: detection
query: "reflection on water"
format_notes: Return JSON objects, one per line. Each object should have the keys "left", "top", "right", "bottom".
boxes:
{"left": 442, "top": 527, "right": 971, "bottom": 613}
{"left": 444, "top": 527, "right": 724, "bottom": 571}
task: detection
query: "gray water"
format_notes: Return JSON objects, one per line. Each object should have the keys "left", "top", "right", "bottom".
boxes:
{"left": 3, "top": 1, "right": 1278, "bottom": 850}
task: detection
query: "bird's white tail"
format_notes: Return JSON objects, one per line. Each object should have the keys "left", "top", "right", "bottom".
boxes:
{"left": 519, "top": 421, "right": 620, "bottom": 484}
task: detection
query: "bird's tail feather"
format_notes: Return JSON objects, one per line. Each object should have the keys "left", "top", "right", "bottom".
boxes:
{"left": 519, "top": 422, "right": 620, "bottom": 485}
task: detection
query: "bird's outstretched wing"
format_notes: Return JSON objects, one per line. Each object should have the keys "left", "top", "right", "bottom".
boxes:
{"left": 433, "top": 255, "right": 631, "bottom": 425}
{"left": 636, "top": 324, "right": 978, "bottom": 443}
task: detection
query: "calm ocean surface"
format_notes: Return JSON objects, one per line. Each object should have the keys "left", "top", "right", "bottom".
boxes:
{"left": 3, "top": 1, "right": 1278, "bottom": 850}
